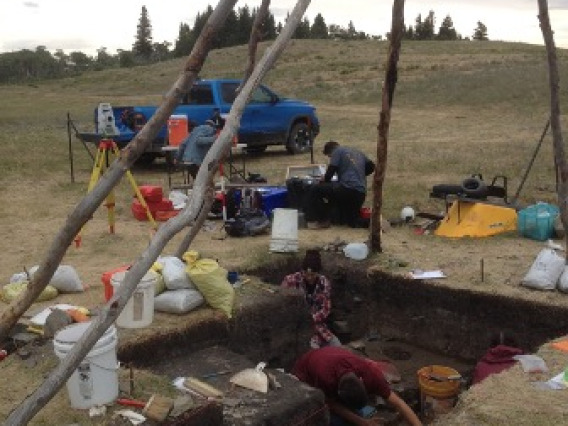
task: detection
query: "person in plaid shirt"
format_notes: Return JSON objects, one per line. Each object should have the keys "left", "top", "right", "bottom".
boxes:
{"left": 281, "top": 250, "right": 341, "bottom": 348}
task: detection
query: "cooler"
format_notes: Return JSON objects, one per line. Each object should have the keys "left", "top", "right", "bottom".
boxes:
{"left": 167, "top": 114, "right": 189, "bottom": 146}
{"left": 256, "top": 187, "right": 289, "bottom": 218}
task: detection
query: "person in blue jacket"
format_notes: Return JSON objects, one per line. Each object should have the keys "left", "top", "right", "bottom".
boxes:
{"left": 174, "top": 119, "right": 219, "bottom": 179}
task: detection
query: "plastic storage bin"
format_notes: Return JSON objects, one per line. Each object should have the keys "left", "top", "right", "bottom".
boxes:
{"left": 518, "top": 203, "right": 559, "bottom": 241}
{"left": 256, "top": 186, "right": 289, "bottom": 218}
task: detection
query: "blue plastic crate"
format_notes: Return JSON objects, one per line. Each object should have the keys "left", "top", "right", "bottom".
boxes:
{"left": 518, "top": 203, "right": 559, "bottom": 241}
{"left": 256, "top": 186, "right": 289, "bottom": 218}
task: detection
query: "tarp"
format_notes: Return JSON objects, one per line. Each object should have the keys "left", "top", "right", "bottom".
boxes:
{"left": 435, "top": 200, "right": 517, "bottom": 238}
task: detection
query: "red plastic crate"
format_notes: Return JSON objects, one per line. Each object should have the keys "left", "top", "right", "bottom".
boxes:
{"left": 138, "top": 185, "right": 163, "bottom": 203}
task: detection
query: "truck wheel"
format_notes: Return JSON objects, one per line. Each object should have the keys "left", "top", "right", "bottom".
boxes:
{"left": 286, "top": 123, "right": 312, "bottom": 154}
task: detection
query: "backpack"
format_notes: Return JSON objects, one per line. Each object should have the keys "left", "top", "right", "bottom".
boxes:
{"left": 224, "top": 208, "right": 270, "bottom": 237}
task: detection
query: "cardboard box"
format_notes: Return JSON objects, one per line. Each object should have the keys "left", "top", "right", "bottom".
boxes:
{"left": 285, "top": 164, "right": 326, "bottom": 180}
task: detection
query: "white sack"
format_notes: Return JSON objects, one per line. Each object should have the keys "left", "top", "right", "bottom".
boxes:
{"left": 159, "top": 256, "right": 194, "bottom": 290}
{"left": 154, "top": 289, "right": 204, "bottom": 314}
{"left": 28, "top": 265, "right": 83, "bottom": 293}
{"left": 557, "top": 265, "right": 568, "bottom": 293}
{"left": 521, "top": 248, "right": 565, "bottom": 291}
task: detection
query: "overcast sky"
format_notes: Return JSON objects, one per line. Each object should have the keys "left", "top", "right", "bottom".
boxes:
{"left": 1, "top": 0, "right": 567, "bottom": 56}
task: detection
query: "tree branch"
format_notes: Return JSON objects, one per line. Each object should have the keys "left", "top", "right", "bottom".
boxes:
{"left": 370, "top": 0, "right": 405, "bottom": 252}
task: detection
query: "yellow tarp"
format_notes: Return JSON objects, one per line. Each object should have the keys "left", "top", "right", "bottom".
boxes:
{"left": 435, "top": 201, "right": 517, "bottom": 238}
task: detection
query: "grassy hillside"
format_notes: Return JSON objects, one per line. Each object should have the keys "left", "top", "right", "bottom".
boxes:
{"left": 0, "top": 39, "right": 566, "bottom": 216}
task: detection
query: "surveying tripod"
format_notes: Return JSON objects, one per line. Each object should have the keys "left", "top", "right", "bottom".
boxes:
{"left": 74, "top": 139, "right": 157, "bottom": 247}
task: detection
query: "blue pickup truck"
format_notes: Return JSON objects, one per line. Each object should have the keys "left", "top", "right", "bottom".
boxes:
{"left": 96, "top": 79, "right": 320, "bottom": 162}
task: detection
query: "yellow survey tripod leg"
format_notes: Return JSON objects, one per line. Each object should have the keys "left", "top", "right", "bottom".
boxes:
{"left": 74, "top": 139, "right": 157, "bottom": 248}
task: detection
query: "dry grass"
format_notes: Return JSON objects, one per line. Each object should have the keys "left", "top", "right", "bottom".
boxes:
{"left": 0, "top": 39, "right": 567, "bottom": 424}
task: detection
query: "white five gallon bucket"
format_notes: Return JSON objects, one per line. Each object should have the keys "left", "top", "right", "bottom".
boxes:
{"left": 111, "top": 270, "right": 156, "bottom": 328}
{"left": 53, "top": 322, "right": 118, "bottom": 409}
{"left": 270, "top": 208, "right": 299, "bottom": 253}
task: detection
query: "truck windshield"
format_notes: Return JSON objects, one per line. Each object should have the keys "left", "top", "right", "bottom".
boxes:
{"left": 220, "top": 82, "right": 277, "bottom": 104}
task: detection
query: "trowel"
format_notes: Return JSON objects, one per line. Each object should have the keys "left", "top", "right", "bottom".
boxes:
{"left": 229, "top": 362, "right": 268, "bottom": 393}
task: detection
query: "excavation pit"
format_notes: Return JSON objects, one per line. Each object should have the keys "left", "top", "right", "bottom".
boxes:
{"left": 112, "top": 252, "right": 568, "bottom": 424}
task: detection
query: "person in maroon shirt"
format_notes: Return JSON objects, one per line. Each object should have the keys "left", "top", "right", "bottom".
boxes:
{"left": 292, "top": 346, "right": 422, "bottom": 426}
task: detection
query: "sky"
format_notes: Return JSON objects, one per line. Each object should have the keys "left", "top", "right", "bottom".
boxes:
{"left": 1, "top": 0, "right": 567, "bottom": 56}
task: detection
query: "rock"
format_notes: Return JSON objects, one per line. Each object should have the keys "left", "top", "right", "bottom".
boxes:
{"left": 43, "top": 309, "right": 73, "bottom": 338}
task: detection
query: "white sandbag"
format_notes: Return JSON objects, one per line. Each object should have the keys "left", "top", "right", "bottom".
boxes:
{"left": 557, "top": 265, "right": 568, "bottom": 293}
{"left": 521, "top": 248, "right": 565, "bottom": 291}
{"left": 159, "top": 256, "right": 194, "bottom": 290}
{"left": 29, "top": 265, "right": 84, "bottom": 293}
{"left": 154, "top": 289, "right": 204, "bottom": 314}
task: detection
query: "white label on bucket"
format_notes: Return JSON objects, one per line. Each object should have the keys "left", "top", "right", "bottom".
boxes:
{"left": 133, "top": 291, "right": 144, "bottom": 321}
{"left": 78, "top": 363, "right": 93, "bottom": 399}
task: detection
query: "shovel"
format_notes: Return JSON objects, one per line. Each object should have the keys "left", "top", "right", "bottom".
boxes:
{"left": 229, "top": 362, "right": 268, "bottom": 393}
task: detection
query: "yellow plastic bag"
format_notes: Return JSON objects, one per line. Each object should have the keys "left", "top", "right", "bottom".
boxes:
{"left": 182, "top": 250, "right": 200, "bottom": 264}
{"left": 186, "top": 259, "right": 234, "bottom": 318}
{"left": 1, "top": 281, "right": 59, "bottom": 303}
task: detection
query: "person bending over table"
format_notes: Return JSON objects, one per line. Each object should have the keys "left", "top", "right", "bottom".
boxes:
{"left": 174, "top": 119, "right": 219, "bottom": 179}
{"left": 306, "top": 141, "right": 375, "bottom": 229}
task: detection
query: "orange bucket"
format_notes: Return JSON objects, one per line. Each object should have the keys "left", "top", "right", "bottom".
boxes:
{"left": 417, "top": 365, "right": 461, "bottom": 419}
{"left": 167, "top": 115, "right": 189, "bottom": 146}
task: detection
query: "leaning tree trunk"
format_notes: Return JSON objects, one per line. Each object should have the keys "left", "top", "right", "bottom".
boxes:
{"left": 237, "top": 0, "right": 271, "bottom": 93}
{"left": 370, "top": 0, "right": 405, "bottom": 252}
{"left": 537, "top": 0, "right": 568, "bottom": 259}
{"left": 4, "top": 1, "right": 311, "bottom": 424}
{"left": 176, "top": 0, "right": 272, "bottom": 257}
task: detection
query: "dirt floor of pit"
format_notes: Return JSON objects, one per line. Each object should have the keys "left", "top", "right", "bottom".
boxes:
{"left": 145, "top": 339, "right": 474, "bottom": 425}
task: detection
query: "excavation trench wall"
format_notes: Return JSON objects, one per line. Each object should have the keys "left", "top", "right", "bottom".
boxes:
{"left": 120, "top": 253, "right": 568, "bottom": 368}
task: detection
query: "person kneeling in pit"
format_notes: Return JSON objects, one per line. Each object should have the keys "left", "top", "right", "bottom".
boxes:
{"left": 292, "top": 346, "right": 422, "bottom": 426}
{"left": 281, "top": 249, "right": 341, "bottom": 348}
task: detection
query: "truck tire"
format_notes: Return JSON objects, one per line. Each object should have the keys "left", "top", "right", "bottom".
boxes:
{"left": 286, "top": 122, "right": 312, "bottom": 154}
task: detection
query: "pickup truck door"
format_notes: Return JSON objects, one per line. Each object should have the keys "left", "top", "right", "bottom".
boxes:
{"left": 219, "top": 82, "right": 286, "bottom": 147}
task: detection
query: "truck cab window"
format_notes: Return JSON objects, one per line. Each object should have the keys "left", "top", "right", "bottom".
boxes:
{"left": 220, "top": 83, "right": 239, "bottom": 104}
{"left": 184, "top": 85, "right": 214, "bottom": 105}
{"left": 250, "top": 87, "right": 273, "bottom": 103}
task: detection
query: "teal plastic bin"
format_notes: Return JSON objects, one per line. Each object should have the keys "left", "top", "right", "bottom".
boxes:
{"left": 517, "top": 203, "right": 559, "bottom": 241}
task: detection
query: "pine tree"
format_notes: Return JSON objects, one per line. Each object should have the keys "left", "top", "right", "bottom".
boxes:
{"left": 473, "top": 21, "right": 488, "bottom": 41}
{"left": 133, "top": 6, "right": 153, "bottom": 60}
{"left": 437, "top": 15, "right": 458, "bottom": 40}
{"left": 294, "top": 17, "right": 311, "bottom": 39}
{"left": 174, "top": 23, "right": 194, "bottom": 58}
{"left": 310, "top": 13, "right": 328, "bottom": 39}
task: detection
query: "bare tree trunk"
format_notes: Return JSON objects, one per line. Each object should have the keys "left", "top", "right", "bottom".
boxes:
{"left": 237, "top": 0, "right": 271, "bottom": 92}
{"left": 0, "top": 1, "right": 238, "bottom": 345}
{"left": 537, "top": 0, "right": 568, "bottom": 259}
{"left": 176, "top": 0, "right": 271, "bottom": 256}
{"left": 5, "top": 1, "right": 311, "bottom": 424}
{"left": 370, "top": 0, "right": 405, "bottom": 252}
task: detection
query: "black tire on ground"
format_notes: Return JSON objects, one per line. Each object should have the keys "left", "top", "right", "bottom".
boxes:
{"left": 462, "top": 177, "right": 488, "bottom": 198}
{"left": 286, "top": 122, "right": 312, "bottom": 154}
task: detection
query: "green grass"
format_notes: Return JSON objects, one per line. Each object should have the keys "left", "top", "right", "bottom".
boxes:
{"left": 0, "top": 39, "right": 565, "bottom": 218}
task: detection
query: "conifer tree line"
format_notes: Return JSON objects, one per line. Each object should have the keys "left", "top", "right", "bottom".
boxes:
{"left": 0, "top": 5, "right": 488, "bottom": 84}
